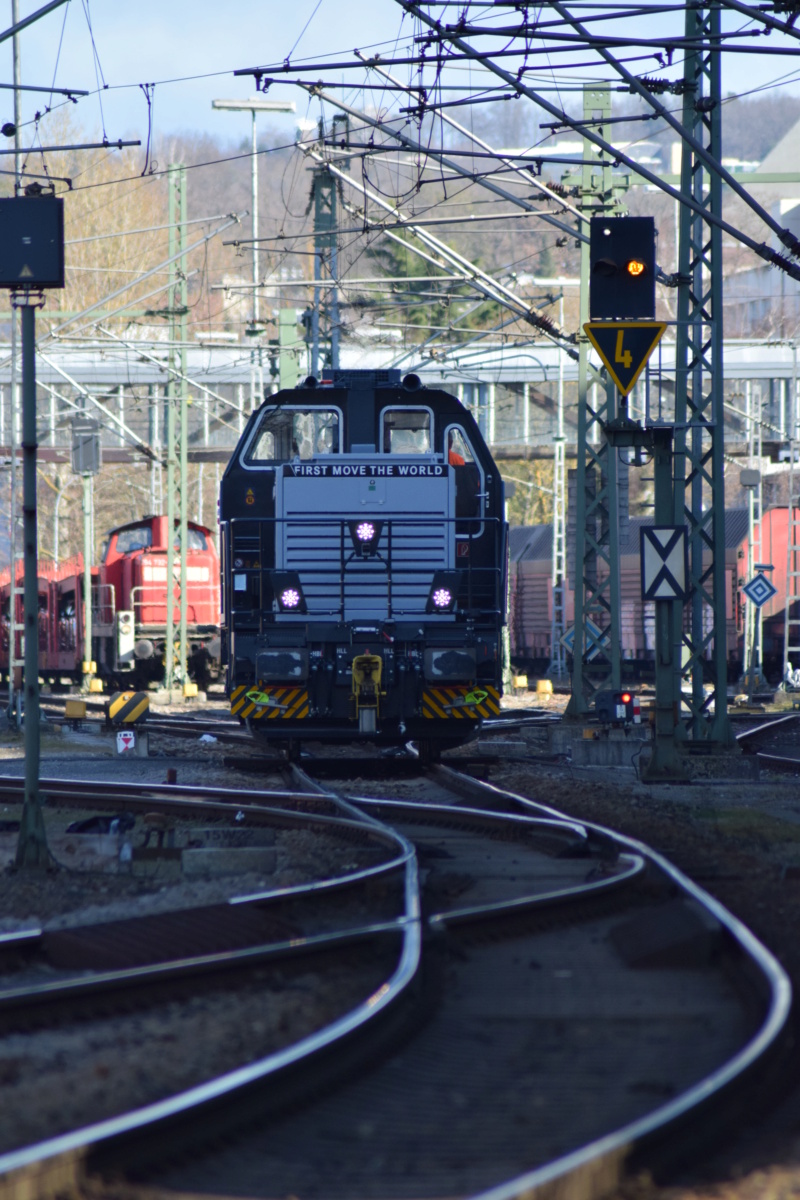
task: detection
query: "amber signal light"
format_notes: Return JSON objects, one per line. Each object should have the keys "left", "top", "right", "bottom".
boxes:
{"left": 626, "top": 259, "right": 646, "bottom": 277}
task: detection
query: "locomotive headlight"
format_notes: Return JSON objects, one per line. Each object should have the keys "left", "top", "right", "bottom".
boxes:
{"left": 426, "top": 571, "right": 460, "bottom": 614}
{"left": 348, "top": 519, "right": 383, "bottom": 557}
{"left": 271, "top": 571, "right": 307, "bottom": 614}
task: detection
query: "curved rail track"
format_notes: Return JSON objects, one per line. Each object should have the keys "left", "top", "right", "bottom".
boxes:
{"left": 736, "top": 710, "right": 800, "bottom": 773}
{"left": 0, "top": 753, "right": 790, "bottom": 1200}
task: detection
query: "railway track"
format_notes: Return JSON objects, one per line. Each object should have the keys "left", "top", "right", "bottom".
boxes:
{"left": 736, "top": 710, "right": 800, "bottom": 773}
{"left": 0, "top": 756, "right": 790, "bottom": 1200}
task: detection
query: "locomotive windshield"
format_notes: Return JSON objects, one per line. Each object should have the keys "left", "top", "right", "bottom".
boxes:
{"left": 174, "top": 528, "right": 208, "bottom": 551}
{"left": 382, "top": 408, "right": 431, "bottom": 454}
{"left": 248, "top": 407, "right": 339, "bottom": 463}
{"left": 115, "top": 524, "right": 153, "bottom": 554}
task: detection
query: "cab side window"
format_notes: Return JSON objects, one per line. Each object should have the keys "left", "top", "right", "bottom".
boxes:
{"left": 447, "top": 426, "right": 482, "bottom": 533}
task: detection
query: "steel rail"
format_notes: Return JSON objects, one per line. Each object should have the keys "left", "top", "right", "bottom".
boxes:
{"left": 428, "top": 765, "right": 793, "bottom": 1200}
{"left": 340, "top": 794, "right": 646, "bottom": 924}
{"left": 0, "top": 921, "right": 409, "bottom": 1019}
{"left": 751, "top": 752, "right": 800, "bottom": 774}
{"left": 0, "top": 761, "right": 790, "bottom": 1197}
{"left": 0, "top": 776, "right": 424, "bottom": 1198}
{"left": 735, "top": 710, "right": 800, "bottom": 750}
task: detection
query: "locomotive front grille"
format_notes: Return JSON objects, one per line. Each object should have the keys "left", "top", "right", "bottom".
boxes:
{"left": 283, "top": 517, "right": 448, "bottom": 618}
{"left": 278, "top": 468, "right": 453, "bottom": 619}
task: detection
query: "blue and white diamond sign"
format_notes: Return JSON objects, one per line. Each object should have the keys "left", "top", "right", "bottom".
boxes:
{"left": 560, "top": 618, "right": 608, "bottom": 661}
{"left": 743, "top": 572, "right": 778, "bottom": 609}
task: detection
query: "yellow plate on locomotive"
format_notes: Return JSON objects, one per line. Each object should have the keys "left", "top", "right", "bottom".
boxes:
{"left": 231, "top": 684, "right": 309, "bottom": 720}
{"left": 422, "top": 685, "right": 500, "bottom": 720}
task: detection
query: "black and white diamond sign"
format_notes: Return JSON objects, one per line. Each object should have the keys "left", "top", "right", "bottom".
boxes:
{"left": 640, "top": 525, "right": 688, "bottom": 601}
{"left": 743, "top": 572, "right": 778, "bottom": 608}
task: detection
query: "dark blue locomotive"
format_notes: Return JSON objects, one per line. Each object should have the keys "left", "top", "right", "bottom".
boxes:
{"left": 218, "top": 368, "right": 507, "bottom": 758}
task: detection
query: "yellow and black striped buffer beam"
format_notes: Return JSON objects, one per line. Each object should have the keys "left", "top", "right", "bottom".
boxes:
{"left": 108, "top": 691, "right": 150, "bottom": 724}
{"left": 231, "top": 684, "right": 310, "bottom": 721}
{"left": 422, "top": 685, "right": 501, "bottom": 720}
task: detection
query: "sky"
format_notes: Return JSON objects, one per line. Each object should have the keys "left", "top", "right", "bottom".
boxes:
{"left": 0, "top": 1, "right": 409, "bottom": 147}
{"left": 1, "top": 0, "right": 800, "bottom": 158}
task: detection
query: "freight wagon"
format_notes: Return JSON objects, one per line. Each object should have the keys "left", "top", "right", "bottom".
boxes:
{"left": 509, "top": 508, "right": 795, "bottom": 684}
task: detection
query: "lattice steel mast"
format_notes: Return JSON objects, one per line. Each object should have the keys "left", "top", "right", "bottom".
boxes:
{"left": 672, "top": 3, "right": 732, "bottom": 744}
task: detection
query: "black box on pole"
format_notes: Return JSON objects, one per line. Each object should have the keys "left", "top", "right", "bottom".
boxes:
{"left": 0, "top": 197, "right": 64, "bottom": 289}
{"left": 71, "top": 418, "right": 102, "bottom": 476}
{"left": 589, "top": 216, "right": 656, "bottom": 319}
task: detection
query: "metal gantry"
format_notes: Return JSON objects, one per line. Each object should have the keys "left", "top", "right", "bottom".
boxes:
{"left": 565, "top": 85, "right": 625, "bottom": 714}
{"left": 309, "top": 158, "right": 340, "bottom": 377}
{"left": 549, "top": 323, "right": 568, "bottom": 681}
{"left": 784, "top": 355, "right": 800, "bottom": 683}
{"left": 164, "top": 163, "right": 189, "bottom": 694}
{"left": 672, "top": 1, "right": 732, "bottom": 745}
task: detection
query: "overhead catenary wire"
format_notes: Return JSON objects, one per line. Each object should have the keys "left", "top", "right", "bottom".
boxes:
{"left": 395, "top": 0, "right": 800, "bottom": 281}
{"left": 284, "top": 82, "right": 587, "bottom": 243}
{"left": 303, "top": 147, "right": 577, "bottom": 354}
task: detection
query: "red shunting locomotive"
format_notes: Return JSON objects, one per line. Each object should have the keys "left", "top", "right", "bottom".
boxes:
{"left": 0, "top": 514, "right": 221, "bottom": 690}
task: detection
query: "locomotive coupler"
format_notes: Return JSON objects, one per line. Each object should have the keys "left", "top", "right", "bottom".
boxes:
{"left": 352, "top": 653, "right": 384, "bottom": 734}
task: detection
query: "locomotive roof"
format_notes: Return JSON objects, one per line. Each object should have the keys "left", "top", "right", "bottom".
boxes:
{"left": 104, "top": 515, "right": 214, "bottom": 537}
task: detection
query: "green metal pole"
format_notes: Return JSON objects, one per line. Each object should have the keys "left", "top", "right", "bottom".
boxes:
{"left": 279, "top": 309, "right": 300, "bottom": 389}
{"left": 179, "top": 388, "right": 188, "bottom": 687}
{"left": 82, "top": 472, "right": 92, "bottom": 685}
{"left": 178, "top": 167, "right": 188, "bottom": 690}
{"left": 565, "top": 229, "right": 591, "bottom": 717}
{"left": 164, "top": 388, "right": 176, "bottom": 693}
{"left": 164, "top": 165, "right": 180, "bottom": 694}
{"left": 15, "top": 299, "right": 48, "bottom": 867}
{"left": 643, "top": 427, "right": 688, "bottom": 781}
{"left": 566, "top": 83, "right": 624, "bottom": 715}
{"left": 673, "top": 1, "right": 732, "bottom": 747}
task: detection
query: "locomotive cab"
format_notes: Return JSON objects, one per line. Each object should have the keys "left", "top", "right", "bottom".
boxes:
{"left": 220, "top": 368, "right": 507, "bottom": 755}
{"left": 95, "top": 515, "right": 221, "bottom": 687}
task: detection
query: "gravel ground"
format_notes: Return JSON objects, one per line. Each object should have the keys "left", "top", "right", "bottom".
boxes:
{"left": 0, "top": 950, "right": 392, "bottom": 1156}
{"left": 2, "top": 697, "right": 800, "bottom": 1195}
{"left": 478, "top": 698, "right": 800, "bottom": 1200}
{"left": 0, "top": 717, "right": 400, "bottom": 1160}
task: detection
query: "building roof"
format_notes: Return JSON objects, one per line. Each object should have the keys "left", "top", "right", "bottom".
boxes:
{"left": 509, "top": 525, "right": 553, "bottom": 562}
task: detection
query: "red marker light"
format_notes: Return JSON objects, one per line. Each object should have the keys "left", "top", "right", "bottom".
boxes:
{"left": 620, "top": 692, "right": 632, "bottom": 704}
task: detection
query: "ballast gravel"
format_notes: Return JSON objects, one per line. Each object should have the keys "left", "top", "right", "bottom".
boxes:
{"left": 0, "top": 699, "right": 799, "bottom": 1198}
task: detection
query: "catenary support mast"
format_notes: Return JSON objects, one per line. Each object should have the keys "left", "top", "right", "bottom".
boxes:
{"left": 673, "top": 2, "right": 732, "bottom": 745}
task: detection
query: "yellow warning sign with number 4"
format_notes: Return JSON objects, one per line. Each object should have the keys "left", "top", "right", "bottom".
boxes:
{"left": 584, "top": 321, "right": 667, "bottom": 396}
{"left": 615, "top": 330, "right": 632, "bottom": 369}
